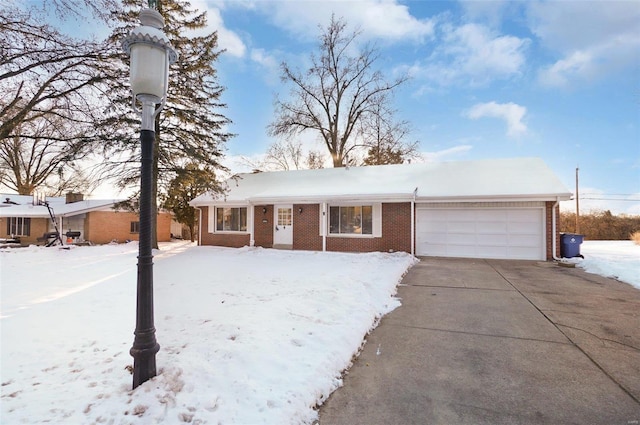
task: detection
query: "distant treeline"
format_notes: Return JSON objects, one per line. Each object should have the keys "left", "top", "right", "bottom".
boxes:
{"left": 560, "top": 211, "right": 640, "bottom": 240}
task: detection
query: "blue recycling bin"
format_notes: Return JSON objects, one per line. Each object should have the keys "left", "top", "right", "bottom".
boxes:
{"left": 560, "top": 233, "right": 584, "bottom": 258}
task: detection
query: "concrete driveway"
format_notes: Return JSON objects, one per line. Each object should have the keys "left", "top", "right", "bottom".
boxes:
{"left": 318, "top": 258, "right": 640, "bottom": 425}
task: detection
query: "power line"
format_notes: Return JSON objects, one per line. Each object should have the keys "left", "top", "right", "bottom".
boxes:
{"left": 580, "top": 198, "right": 640, "bottom": 201}
{"left": 580, "top": 193, "right": 638, "bottom": 196}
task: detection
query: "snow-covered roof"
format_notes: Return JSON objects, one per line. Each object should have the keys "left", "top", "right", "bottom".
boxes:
{"left": 0, "top": 194, "right": 122, "bottom": 218}
{"left": 190, "top": 157, "right": 572, "bottom": 206}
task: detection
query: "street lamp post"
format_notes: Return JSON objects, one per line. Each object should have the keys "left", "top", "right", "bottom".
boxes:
{"left": 122, "top": 6, "right": 177, "bottom": 390}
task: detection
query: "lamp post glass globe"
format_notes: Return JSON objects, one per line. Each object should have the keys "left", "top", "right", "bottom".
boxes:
{"left": 122, "top": 7, "right": 177, "bottom": 390}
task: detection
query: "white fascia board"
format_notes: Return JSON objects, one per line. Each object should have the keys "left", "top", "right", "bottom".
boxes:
{"left": 415, "top": 193, "right": 572, "bottom": 203}
{"left": 189, "top": 198, "right": 233, "bottom": 207}
{"left": 195, "top": 201, "right": 250, "bottom": 208}
{"left": 0, "top": 200, "right": 124, "bottom": 218}
{"left": 0, "top": 209, "right": 50, "bottom": 218}
{"left": 247, "top": 193, "right": 414, "bottom": 204}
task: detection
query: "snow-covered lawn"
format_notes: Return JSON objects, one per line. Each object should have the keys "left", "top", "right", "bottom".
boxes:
{"left": 573, "top": 240, "right": 640, "bottom": 290}
{"left": 0, "top": 242, "right": 416, "bottom": 424}
{"left": 2, "top": 240, "right": 637, "bottom": 424}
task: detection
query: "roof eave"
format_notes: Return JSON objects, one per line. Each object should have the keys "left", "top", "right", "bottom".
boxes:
{"left": 192, "top": 192, "right": 416, "bottom": 205}
{"left": 416, "top": 193, "right": 573, "bottom": 203}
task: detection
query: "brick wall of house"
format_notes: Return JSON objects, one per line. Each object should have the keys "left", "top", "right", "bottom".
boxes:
{"left": 326, "top": 202, "right": 412, "bottom": 253}
{"left": 0, "top": 217, "right": 49, "bottom": 246}
{"left": 292, "top": 204, "right": 323, "bottom": 251}
{"left": 545, "top": 201, "right": 560, "bottom": 260}
{"left": 254, "top": 205, "right": 274, "bottom": 248}
{"left": 198, "top": 206, "right": 251, "bottom": 248}
{"left": 198, "top": 202, "right": 412, "bottom": 254}
{"left": 197, "top": 201, "right": 557, "bottom": 258}
{"left": 85, "top": 210, "right": 172, "bottom": 245}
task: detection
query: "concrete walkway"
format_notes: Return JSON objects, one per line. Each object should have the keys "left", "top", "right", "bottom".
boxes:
{"left": 318, "top": 258, "right": 640, "bottom": 425}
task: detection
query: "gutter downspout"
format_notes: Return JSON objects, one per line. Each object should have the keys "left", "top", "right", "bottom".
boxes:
{"left": 194, "top": 207, "right": 202, "bottom": 246}
{"left": 552, "top": 198, "right": 561, "bottom": 261}
{"left": 411, "top": 187, "right": 417, "bottom": 257}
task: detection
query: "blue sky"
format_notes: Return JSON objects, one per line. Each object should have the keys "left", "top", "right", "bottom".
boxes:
{"left": 40, "top": 1, "right": 640, "bottom": 213}
{"left": 192, "top": 0, "right": 639, "bottom": 214}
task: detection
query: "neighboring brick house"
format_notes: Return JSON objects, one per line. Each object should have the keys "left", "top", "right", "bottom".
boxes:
{"left": 0, "top": 193, "right": 172, "bottom": 246}
{"left": 190, "top": 158, "right": 572, "bottom": 261}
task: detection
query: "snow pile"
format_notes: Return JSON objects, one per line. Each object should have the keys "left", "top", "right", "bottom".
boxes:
{"left": 573, "top": 240, "right": 640, "bottom": 290}
{"left": 0, "top": 242, "right": 416, "bottom": 424}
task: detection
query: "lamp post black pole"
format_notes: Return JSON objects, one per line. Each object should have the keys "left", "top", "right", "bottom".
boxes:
{"left": 130, "top": 126, "right": 160, "bottom": 389}
{"left": 123, "top": 3, "right": 176, "bottom": 389}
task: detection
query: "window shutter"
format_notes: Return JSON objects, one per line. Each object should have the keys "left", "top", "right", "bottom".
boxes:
{"left": 319, "top": 203, "right": 325, "bottom": 236}
{"left": 208, "top": 207, "right": 215, "bottom": 233}
{"left": 373, "top": 203, "right": 382, "bottom": 237}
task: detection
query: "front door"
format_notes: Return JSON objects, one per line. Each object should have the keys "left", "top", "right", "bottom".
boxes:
{"left": 273, "top": 205, "right": 293, "bottom": 248}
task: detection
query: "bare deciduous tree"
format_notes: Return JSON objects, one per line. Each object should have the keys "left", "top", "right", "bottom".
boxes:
{"left": 360, "top": 97, "right": 420, "bottom": 166}
{"left": 239, "top": 139, "right": 326, "bottom": 172}
{"left": 268, "top": 15, "right": 408, "bottom": 167}
{"left": 305, "top": 150, "right": 325, "bottom": 169}
{"left": 265, "top": 139, "right": 303, "bottom": 171}
{"left": 0, "top": 7, "right": 109, "bottom": 195}
{"left": 0, "top": 112, "right": 96, "bottom": 195}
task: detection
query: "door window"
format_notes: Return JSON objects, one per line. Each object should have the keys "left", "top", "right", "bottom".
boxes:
{"left": 277, "top": 208, "right": 292, "bottom": 226}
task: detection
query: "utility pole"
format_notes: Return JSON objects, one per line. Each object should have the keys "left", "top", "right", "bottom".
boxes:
{"left": 575, "top": 166, "right": 580, "bottom": 234}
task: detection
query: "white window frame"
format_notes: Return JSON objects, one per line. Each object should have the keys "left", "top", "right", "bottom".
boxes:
{"left": 210, "top": 206, "right": 249, "bottom": 233}
{"left": 326, "top": 203, "right": 382, "bottom": 238}
{"left": 7, "top": 217, "right": 31, "bottom": 236}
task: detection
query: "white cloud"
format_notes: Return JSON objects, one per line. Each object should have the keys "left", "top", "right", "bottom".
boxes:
{"left": 252, "top": 0, "right": 435, "bottom": 44}
{"left": 191, "top": 0, "right": 247, "bottom": 57}
{"left": 459, "top": 0, "right": 514, "bottom": 27}
{"left": 466, "top": 101, "right": 527, "bottom": 138}
{"left": 538, "top": 50, "right": 592, "bottom": 87}
{"left": 208, "top": 7, "right": 247, "bottom": 57}
{"left": 249, "top": 48, "right": 281, "bottom": 84}
{"left": 445, "top": 24, "right": 527, "bottom": 78}
{"left": 527, "top": 1, "right": 640, "bottom": 87}
{"left": 419, "top": 145, "right": 473, "bottom": 162}
{"left": 410, "top": 23, "right": 529, "bottom": 87}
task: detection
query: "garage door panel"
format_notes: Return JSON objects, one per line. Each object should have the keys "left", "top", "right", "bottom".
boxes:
{"left": 476, "top": 210, "right": 507, "bottom": 221}
{"left": 425, "top": 244, "right": 447, "bottom": 256}
{"left": 509, "top": 209, "right": 538, "bottom": 221}
{"left": 420, "top": 223, "right": 442, "bottom": 233}
{"left": 416, "top": 207, "right": 544, "bottom": 260}
{"left": 478, "top": 222, "right": 508, "bottom": 233}
{"left": 448, "top": 233, "right": 476, "bottom": 245}
{"left": 423, "top": 232, "right": 448, "bottom": 244}
{"left": 507, "top": 223, "right": 542, "bottom": 235}
{"left": 450, "top": 221, "right": 476, "bottom": 233}
{"left": 508, "top": 221, "right": 541, "bottom": 234}
{"left": 481, "top": 234, "right": 508, "bottom": 245}
{"left": 448, "top": 209, "right": 472, "bottom": 220}
{"left": 508, "top": 234, "right": 541, "bottom": 246}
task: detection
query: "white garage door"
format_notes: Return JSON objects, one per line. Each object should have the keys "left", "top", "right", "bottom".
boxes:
{"left": 416, "top": 208, "right": 544, "bottom": 260}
